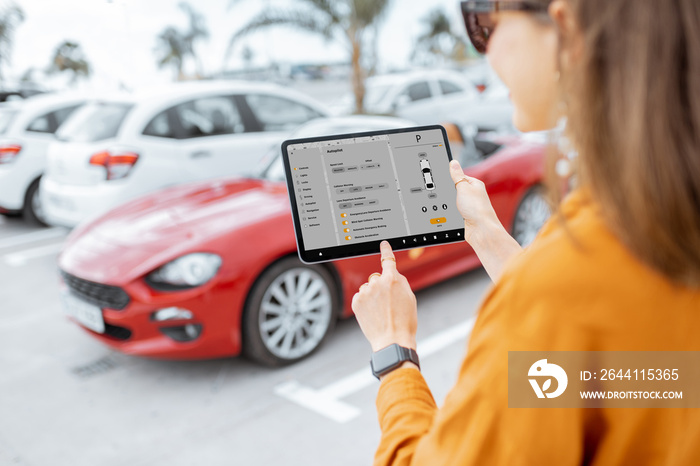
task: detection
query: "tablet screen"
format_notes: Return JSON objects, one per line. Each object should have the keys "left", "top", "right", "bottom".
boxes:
{"left": 283, "top": 125, "right": 465, "bottom": 262}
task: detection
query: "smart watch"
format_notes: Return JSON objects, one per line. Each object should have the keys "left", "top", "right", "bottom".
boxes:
{"left": 370, "top": 344, "right": 420, "bottom": 380}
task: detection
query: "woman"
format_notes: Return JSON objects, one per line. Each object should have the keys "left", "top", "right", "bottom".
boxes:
{"left": 351, "top": 0, "right": 700, "bottom": 464}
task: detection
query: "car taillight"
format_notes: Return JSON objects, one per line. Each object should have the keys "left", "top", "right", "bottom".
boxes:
{"left": 0, "top": 144, "right": 22, "bottom": 164}
{"left": 89, "top": 150, "right": 139, "bottom": 180}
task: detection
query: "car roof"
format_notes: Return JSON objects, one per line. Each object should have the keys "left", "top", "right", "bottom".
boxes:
{"left": 80, "top": 80, "right": 330, "bottom": 134}
{"left": 0, "top": 91, "right": 93, "bottom": 133}
{"left": 366, "top": 69, "right": 470, "bottom": 87}
{"left": 0, "top": 91, "right": 90, "bottom": 113}
{"left": 86, "top": 80, "right": 327, "bottom": 109}
{"left": 296, "top": 115, "right": 415, "bottom": 130}
{"left": 287, "top": 115, "right": 416, "bottom": 139}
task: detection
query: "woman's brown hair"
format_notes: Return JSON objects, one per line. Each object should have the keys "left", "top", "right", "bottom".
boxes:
{"left": 554, "top": 0, "right": 700, "bottom": 287}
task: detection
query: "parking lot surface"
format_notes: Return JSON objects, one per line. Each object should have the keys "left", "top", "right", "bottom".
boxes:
{"left": 0, "top": 215, "right": 491, "bottom": 466}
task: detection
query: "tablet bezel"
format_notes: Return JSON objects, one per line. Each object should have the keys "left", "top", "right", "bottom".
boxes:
{"left": 281, "top": 124, "right": 466, "bottom": 264}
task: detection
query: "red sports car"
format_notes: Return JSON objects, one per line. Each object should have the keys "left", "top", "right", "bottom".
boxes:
{"left": 58, "top": 116, "right": 550, "bottom": 366}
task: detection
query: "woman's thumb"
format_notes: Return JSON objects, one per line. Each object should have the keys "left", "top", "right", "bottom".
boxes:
{"left": 449, "top": 159, "right": 465, "bottom": 184}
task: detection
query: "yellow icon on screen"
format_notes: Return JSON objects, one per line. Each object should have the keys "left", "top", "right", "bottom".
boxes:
{"left": 341, "top": 213, "right": 347, "bottom": 218}
{"left": 342, "top": 220, "right": 349, "bottom": 225}
{"left": 345, "top": 236, "right": 352, "bottom": 241}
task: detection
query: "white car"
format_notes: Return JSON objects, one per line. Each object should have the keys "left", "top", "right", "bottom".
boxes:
{"left": 0, "top": 93, "right": 85, "bottom": 224}
{"left": 419, "top": 158, "right": 435, "bottom": 190}
{"left": 41, "top": 80, "right": 329, "bottom": 227}
{"left": 334, "top": 69, "right": 514, "bottom": 132}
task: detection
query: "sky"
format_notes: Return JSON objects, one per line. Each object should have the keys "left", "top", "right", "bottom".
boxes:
{"left": 5, "top": 0, "right": 466, "bottom": 91}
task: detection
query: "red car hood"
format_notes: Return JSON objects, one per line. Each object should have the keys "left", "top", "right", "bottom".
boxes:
{"left": 59, "top": 178, "right": 291, "bottom": 284}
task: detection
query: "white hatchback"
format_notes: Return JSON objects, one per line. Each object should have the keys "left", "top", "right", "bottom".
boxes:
{"left": 0, "top": 93, "right": 85, "bottom": 224}
{"left": 334, "top": 69, "right": 514, "bottom": 132}
{"left": 41, "top": 80, "right": 329, "bottom": 227}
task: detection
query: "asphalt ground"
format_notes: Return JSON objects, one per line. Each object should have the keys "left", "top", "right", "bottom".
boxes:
{"left": 0, "top": 214, "right": 492, "bottom": 466}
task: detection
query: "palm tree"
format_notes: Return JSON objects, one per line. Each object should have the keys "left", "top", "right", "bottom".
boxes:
{"left": 411, "top": 8, "right": 473, "bottom": 66}
{"left": 155, "top": 2, "right": 208, "bottom": 81}
{"left": 47, "top": 41, "right": 91, "bottom": 85}
{"left": 228, "top": 0, "right": 392, "bottom": 114}
{"left": 0, "top": 2, "right": 24, "bottom": 83}
{"left": 179, "top": 2, "right": 209, "bottom": 78}
{"left": 155, "top": 26, "right": 187, "bottom": 80}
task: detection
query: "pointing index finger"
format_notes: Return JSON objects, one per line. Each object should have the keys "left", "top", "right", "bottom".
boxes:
{"left": 380, "top": 241, "right": 396, "bottom": 273}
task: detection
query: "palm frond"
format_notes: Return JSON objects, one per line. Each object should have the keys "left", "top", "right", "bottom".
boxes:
{"left": 412, "top": 7, "right": 471, "bottom": 65}
{"left": 421, "top": 8, "right": 453, "bottom": 39}
{"left": 226, "top": 9, "right": 337, "bottom": 60}
{"left": 299, "top": 0, "right": 341, "bottom": 24}
{"left": 351, "top": 0, "right": 391, "bottom": 28}
{"left": 155, "top": 27, "right": 186, "bottom": 69}
{"left": 0, "top": 3, "right": 25, "bottom": 76}
{"left": 180, "top": 2, "right": 209, "bottom": 42}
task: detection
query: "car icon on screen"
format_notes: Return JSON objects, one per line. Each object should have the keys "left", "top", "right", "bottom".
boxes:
{"left": 420, "top": 159, "right": 435, "bottom": 190}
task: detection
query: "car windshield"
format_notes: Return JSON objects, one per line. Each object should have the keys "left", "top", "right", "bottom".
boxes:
{"left": 0, "top": 109, "right": 17, "bottom": 134}
{"left": 56, "top": 102, "right": 132, "bottom": 142}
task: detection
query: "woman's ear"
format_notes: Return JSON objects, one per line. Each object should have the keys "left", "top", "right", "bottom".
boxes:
{"left": 549, "top": 0, "right": 584, "bottom": 68}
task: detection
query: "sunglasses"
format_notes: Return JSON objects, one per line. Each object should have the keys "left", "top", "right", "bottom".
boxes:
{"left": 461, "top": 1, "right": 549, "bottom": 54}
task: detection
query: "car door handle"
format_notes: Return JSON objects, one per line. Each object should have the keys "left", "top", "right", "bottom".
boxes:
{"left": 190, "top": 150, "right": 212, "bottom": 158}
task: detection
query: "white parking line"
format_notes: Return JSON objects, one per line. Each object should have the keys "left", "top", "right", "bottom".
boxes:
{"left": 0, "top": 227, "right": 67, "bottom": 250}
{"left": 2, "top": 242, "right": 64, "bottom": 267}
{"left": 274, "top": 316, "right": 477, "bottom": 423}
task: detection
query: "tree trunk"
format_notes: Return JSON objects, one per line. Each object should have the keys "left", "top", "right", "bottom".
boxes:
{"left": 350, "top": 37, "right": 365, "bottom": 114}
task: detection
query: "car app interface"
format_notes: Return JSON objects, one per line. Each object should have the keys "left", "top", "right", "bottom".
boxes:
{"left": 288, "top": 128, "right": 464, "bottom": 251}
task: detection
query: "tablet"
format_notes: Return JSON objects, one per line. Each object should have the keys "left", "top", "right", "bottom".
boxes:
{"left": 282, "top": 124, "right": 465, "bottom": 263}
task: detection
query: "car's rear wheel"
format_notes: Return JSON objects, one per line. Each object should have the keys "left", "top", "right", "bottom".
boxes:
{"left": 512, "top": 186, "right": 551, "bottom": 247}
{"left": 242, "top": 257, "right": 338, "bottom": 367}
{"left": 23, "top": 177, "right": 48, "bottom": 227}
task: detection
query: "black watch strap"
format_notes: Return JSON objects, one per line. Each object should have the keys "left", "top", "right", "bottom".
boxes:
{"left": 370, "top": 344, "right": 420, "bottom": 380}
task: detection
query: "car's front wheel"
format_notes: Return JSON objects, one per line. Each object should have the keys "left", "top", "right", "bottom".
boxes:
{"left": 242, "top": 257, "right": 338, "bottom": 367}
{"left": 512, "top": 186, "right": 551, "bottom": 247}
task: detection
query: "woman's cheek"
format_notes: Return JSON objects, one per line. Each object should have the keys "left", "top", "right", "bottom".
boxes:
{"left": 487, "top": 35, "right": 531, "bottom": 130}
{"left": 486, "top": 16, "right": 526, "bottom": 82}
{"left": 487, "top": 19, "right": 560, "bottom": 132}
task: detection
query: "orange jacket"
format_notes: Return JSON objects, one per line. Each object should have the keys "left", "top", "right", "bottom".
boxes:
{"left": 375, "top": 188, "right": 700, "bottom": 465}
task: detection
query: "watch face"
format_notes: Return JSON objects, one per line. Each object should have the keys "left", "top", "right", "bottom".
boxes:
{"left": 372, "top": 344, "right": 402, "bottom": 372}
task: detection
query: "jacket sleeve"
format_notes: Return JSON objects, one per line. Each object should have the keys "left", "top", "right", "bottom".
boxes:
{"left": 372, "top": 272, "right": 586, "bottom": 466}
{"left": 374, "top": 368, "right": 438, "bottom": 466}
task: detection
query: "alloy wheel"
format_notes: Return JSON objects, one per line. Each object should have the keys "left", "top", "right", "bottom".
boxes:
{"left": 512, "top": 188, "right": 551, "bottom": 247}
{"left": 258, "top": 268, "right": 332, "bottom": 360}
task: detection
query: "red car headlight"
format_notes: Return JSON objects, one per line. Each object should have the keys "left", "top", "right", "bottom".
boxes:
{"left": 146, "top": 253, "right": 222, "bottom": 291}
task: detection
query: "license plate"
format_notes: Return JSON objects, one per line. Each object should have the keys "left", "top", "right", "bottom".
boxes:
{"left": 62, "top": 292, "right": 105, "bottom": 334}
